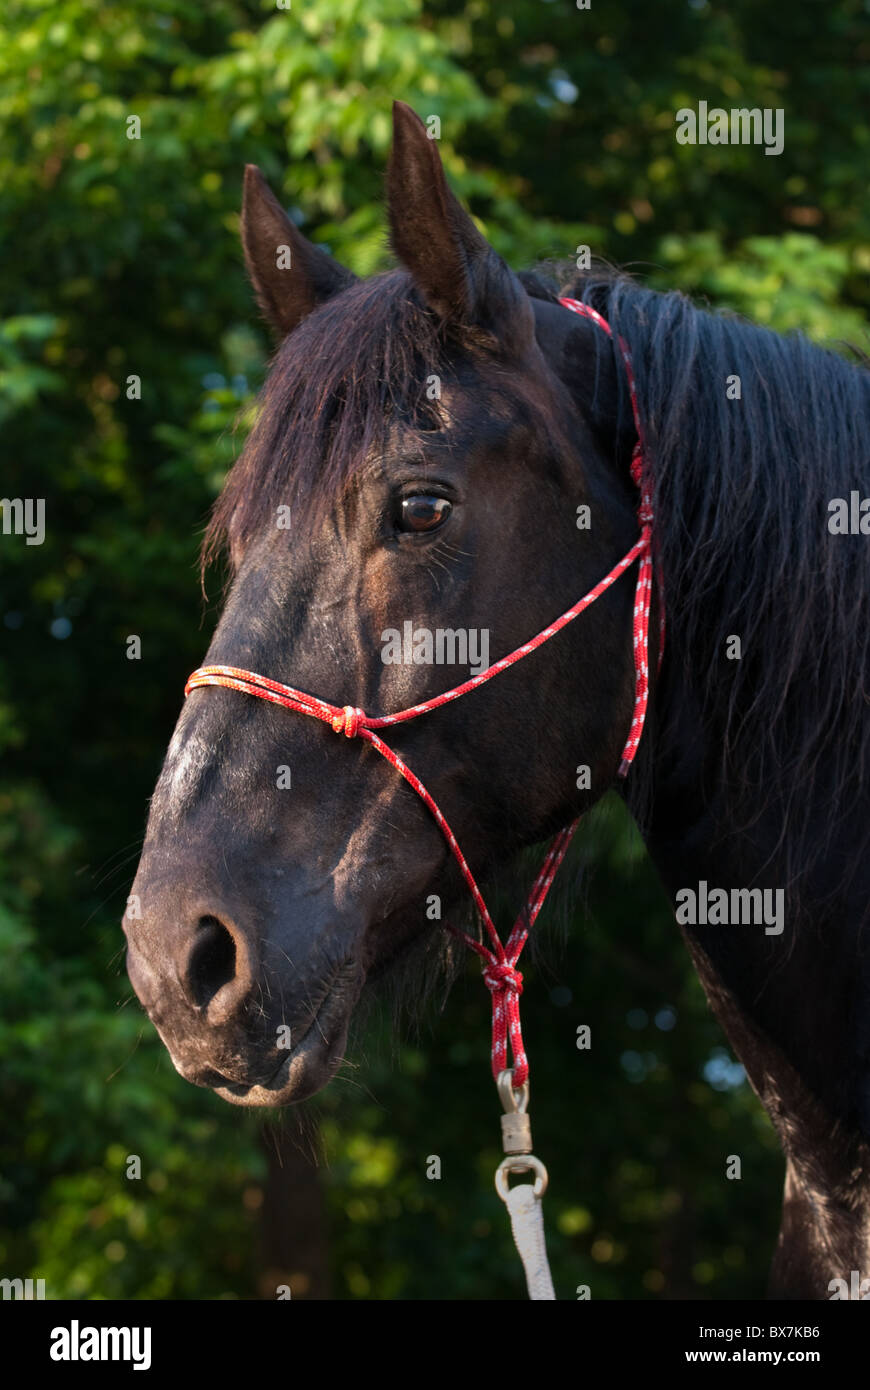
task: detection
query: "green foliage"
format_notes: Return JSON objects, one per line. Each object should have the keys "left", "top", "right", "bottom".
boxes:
{"left": 0, "top": 0, "right": 866, "bottom": 1300}
{"left": 0, "top": 316, "right": 64, "bottom": 425}
{"left": 654, "top": 232, "right": 869, "bottom": 341}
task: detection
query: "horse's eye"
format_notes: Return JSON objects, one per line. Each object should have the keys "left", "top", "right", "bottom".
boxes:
{"left": 399, "top": 495, "right": 452, "bottom": 533}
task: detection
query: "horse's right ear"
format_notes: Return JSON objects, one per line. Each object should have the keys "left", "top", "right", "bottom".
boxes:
{"left": 387, "top": 102, "right": 534, "bottom": 352}
{"left": 241, "top": 165, "right": 356, "bottom": 338}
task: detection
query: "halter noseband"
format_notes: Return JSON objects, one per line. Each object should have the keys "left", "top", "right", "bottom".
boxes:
{"left": 184, "top": 299, "right": 660, "bottom": 1089}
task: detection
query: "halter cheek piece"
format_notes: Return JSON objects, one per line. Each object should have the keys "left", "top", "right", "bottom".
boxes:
{"left": 185, "top": 299, "right": 661, "bottom": 1091}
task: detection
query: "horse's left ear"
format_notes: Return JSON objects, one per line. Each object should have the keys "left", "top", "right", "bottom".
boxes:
{"left": 241, "top": 165, "right": 356, "bottom": 338}
{"left": 387, "top": 102, "right": 535, "bottom": 351}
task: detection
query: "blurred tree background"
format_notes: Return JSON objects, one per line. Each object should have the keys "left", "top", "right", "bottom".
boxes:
{"left": 1, "top": 0, "right": 867, "bottom": 1300}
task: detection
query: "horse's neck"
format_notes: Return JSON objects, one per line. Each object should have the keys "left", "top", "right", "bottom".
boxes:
{"left": 644, "top": 674, "right": 870, "bottom": 1297}
{"left": 771, "top": 1158, "right": 870, "bottom": 1298}
{"left": 676, "top": 902, "right": 870, "bottom": 1295}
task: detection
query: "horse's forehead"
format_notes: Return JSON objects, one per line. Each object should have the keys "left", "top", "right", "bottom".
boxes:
{"left": 378, "top": 401, "right": 537, "bottom": 477}
{"left": 410, "top": 351, "right": 546, "bottom": 428}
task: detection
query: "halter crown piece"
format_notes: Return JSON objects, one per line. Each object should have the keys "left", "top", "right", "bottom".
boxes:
{"left": 184, "top": 299, "right": 661, "bottom": 1298}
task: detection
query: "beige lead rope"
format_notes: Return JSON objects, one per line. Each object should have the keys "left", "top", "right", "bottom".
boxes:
{"left": 494, "top": 1070, "right": 556, "bottom": 1300}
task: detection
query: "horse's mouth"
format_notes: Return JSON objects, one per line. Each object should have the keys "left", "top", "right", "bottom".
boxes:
{"left": 210, "top": 961, "right": 362, "bottom": 1107}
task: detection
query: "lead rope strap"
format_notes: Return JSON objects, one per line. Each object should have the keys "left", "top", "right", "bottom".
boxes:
{"left": 504, "top": 1186, "right": 556, "bottom": 1301}
{"left": 494, "top": 1070, "right": 555, "bottom": 1299}
{"left": 451, "top": 831, "right": 575, "bottom": 1300}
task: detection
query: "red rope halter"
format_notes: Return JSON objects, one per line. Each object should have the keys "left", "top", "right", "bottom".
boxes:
{"left": 184, "top": 299, "right": 659, "bottom": 1088}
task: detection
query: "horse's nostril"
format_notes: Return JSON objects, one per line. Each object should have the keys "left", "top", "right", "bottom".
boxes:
{"left": 186, "top": 915, "right": 237, "bottom": 1010}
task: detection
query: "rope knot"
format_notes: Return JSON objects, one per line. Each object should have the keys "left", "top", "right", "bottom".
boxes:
{"left": 629, "top": 443, "right": 644, "bottom": 488}
{"left": 331, "top": 705, "right": 364, "bottom": 738}
{"left": 482, "top": 961, "right": 524, "bottom": 997}
{"left": 629, "top": 445, "right": 653, "bottom": 528}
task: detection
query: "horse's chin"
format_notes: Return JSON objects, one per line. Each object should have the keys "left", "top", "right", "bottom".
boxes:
{"left": 171, "top": 960, "right": 362, "bottom": 1107}
{"left": 210, "top": 1007, "right": 352, "bottom": 1107}
{"left": 214, "top": 910, "right": 439, "bottom": 1106}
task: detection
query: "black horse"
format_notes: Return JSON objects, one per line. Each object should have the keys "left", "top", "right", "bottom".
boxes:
{"left": 125, "top": 102, "right": 870, "bottom": 1299}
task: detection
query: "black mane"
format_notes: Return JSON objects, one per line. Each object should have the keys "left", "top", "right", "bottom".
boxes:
{"left": 534, "top": 267, "right": 870, "bottom": 901}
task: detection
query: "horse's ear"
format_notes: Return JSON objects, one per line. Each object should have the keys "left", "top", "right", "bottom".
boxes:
{"left": 241, "top": 165, "right": 356, "bottom": 337}
{"left": 387, "top": 102, "right": 534, "bottom": 349}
